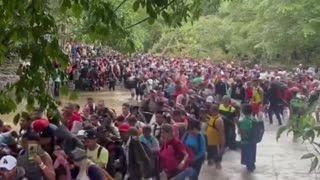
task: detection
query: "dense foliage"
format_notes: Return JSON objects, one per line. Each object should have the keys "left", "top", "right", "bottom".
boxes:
{"left": 146, "top": 0, "right": 320, "bottom": 64}
{"left": 0, "top": 0, "right": 211, "bottom": 119}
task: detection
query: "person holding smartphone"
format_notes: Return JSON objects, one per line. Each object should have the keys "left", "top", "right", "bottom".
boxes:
{"left": 17, "top": 132, "right": 55, "bottom": 180}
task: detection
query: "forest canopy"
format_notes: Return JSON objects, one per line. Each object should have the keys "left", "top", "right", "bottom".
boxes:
{"left": 138, "top": 0, "right": 320, "bottom": 65}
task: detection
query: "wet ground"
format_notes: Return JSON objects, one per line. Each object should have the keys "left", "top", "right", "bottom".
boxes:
{"left": 1, "top": 89, "right": 318, "bottom": 180}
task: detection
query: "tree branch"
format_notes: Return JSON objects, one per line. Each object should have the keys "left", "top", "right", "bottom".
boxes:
{"left": 115, "top": 0, "right": 128, "bottom": 12}
{"left": 125, "top": 0, "right": 177, "bottom": 29}
{"left": 125, "top": 17, "right": 150, "bottom": 29}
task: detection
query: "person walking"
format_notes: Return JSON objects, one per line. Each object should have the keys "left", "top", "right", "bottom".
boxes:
{"left": 218, "top": 96, "right": 237, "bottom": 150}
{"left": 160, "top": 124, "right": 195, "bottom": 180}
{"left": 239, "top": 104, "right": 257, "bottom": 172}
{"left": 182, "top": 119, "right": 206, "bottom": 180}
{"left": 206, "top": 104, "right": 225, "bottom": 169}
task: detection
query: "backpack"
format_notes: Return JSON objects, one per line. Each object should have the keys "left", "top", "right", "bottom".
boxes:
{"left": 249, "top": 118, "right": 265, "bottom": 143}
{"left": 87, "top": 162, "right": 114, "bottom": 180}
{"left": 182, "top": 133, "right": 202, "bottom": 148}
{"left": 139, "top": 141, "right": 155, "bottom": 178}
{"left": 182, "top": 133, "right": 204, "bottom": 161}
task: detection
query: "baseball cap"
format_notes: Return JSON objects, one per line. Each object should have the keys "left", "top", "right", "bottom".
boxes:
{"left": 118, "top": 124, "right": 130, "bottom": 132}
{"left": 76, "top": 129, "right": 86, "bottom": 138}
{"left": 206, "top": 96, "right": 214, "bottom": 103}
{"left": 83, "top": 129, "right": 97, "bottom": 139}
{"left": 32, "top": 118, "right": 49, "bottom": 132}
{"left": 70, "top": 147, "right": 87, "bottom": 162}
{"left": 0, "top": 155, "right": 16, "bottom": 171}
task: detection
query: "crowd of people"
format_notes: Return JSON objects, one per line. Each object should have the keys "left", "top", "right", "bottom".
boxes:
{"left": 2, "top": 42, "right": 320, "bottom": 180}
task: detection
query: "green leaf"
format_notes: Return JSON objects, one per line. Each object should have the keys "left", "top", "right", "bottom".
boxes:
{"left": 26, "top": 95, "right": 35, "bottom": 112}
{"left": 303, "top": 24, "right": 316, "bottom": 38}
{"left": 162, "top": 11, "right": 170, "bottom": 23}
{"left": 301, "top": 153, "right": 315, "bottom": 159}
{"left": 133, "top": 1, "right": 140, "bottom": 11}
{"left": 72, "top": 4, "right": 83, "bottom": 19}
{"left": 276, "top": 126, "right": 287, "bottom": 141}
{"left": 61, "top": 0, "right": 72, "bottom": 13}
{"left": 21, "top": 112, "right": 30, "bottom": 120}
{"left": 148, "top": 17, "right": 155, "bottom": 24}
{"left": 312, "top": 143, "right": 320, "bottom": 154}
{"left": 56, "top": 100, "right": 62, "bottom": 106}
{"left": 80, "top": 0, "right": 89, "bottom": 10}
{"left": 309, "top": 157, "right": 319, "bottom": 173}
{"left": 69, "top": 91, "right": 78, "bottom": 100}
{"left": 13, "top": 113, "right": 20, "bottom": 125}
{"left": 146, "top": 1, "right": 157, "bottom": 19}
{"left": 140, "top": 0, "right": 146, "bottom": 8}
{"left": 308, "top": 130, "right": 315, "bottom": 142}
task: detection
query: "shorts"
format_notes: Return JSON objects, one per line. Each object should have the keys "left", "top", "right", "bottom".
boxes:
{"left": 207, "top": 145, "right": 223, "bottom": 163}
{"left": 251, "top": 103, "right": 261, "bottom": 115}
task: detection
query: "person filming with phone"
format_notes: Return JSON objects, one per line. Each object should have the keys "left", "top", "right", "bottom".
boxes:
{"left": 16, "top": 132, "right": 55, "bottom": 180}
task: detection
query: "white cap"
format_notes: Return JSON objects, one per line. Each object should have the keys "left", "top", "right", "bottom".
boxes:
{"left": 206, "top": 96, "right": 214, "bottom": 103}
{"left": 77, "top": 129, "right": 86, "bottom": 136}
{"left": 0, "top": 155, "right": 16, "bottom": 170}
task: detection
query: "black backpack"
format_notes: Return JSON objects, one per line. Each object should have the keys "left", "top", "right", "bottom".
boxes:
{"left": 139, "top": 141, "right": 155, "bottom": 179}
{"left": 249, "top": 118, "right": 265, "bottom": 143}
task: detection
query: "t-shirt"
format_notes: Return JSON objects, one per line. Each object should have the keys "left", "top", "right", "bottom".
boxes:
{"left": 65, "top": 113, "right": 81, "bottom": 130}
{"left": 206, "top": 115, "right": 222, "bottom": 146}
{"left": 252, "top": 87, "right": 263, "bottom": 104}
{"left": 167, "top": 84, "right": 176, "bottom": 96}
{"left": 239, "top": 116, "right": 253, "bottom": 143}
{"left": 182, "top": 133, "right": 206, "bottom": 162}
{"left": 164, "top": 138, "right": 185, "bottom": 164}
{"left": 87, "top": 145, "right": 109, "bottom": 168}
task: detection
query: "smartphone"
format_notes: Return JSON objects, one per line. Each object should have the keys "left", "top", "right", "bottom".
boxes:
{"left": 28, "top": 143, "right": 39, "bottom": 160}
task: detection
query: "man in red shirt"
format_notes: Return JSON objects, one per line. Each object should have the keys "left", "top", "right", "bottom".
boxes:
{"left": 160, "top": 124, "right": 194, "bottom": 179}
{"left": 62, "top": 103, "right": 81, "bottom": 130}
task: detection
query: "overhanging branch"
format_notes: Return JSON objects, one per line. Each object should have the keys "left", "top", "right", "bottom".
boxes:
{"left": 125, "top": 0, "right": 176, "bottom": 29}
{"left": 115, "top": 0, "right": 128, "bottom": 12}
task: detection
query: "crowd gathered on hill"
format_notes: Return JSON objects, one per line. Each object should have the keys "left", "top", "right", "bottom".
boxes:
{"left": 0, "top": 42, "right": 320, "bottom": 180}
